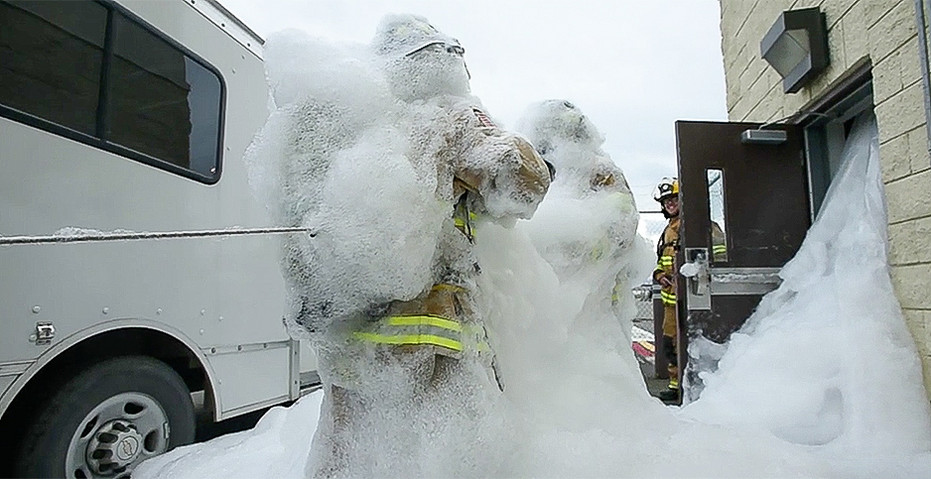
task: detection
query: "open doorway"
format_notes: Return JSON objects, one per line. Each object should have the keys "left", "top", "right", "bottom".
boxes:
{"left": 664, "top": 69, "right": 876, "bottom": 404}
{"left": 802, "top": 65, "right": 875, "bottom": 220}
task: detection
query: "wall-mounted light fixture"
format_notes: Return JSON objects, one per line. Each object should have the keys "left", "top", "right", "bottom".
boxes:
{"left": 761, "top": 7, "right": 829, "bottom": 94}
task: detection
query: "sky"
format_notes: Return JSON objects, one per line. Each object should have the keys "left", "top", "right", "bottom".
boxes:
{"left": 217, "top": 0, "right": 729, "bottom": 214}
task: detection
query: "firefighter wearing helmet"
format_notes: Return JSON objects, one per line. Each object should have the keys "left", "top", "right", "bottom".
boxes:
{"left": 308, "top": 14, "right": 552, "bottom": 477}
{"left": 653, "top": 177, "right": 681, "bottom": 402}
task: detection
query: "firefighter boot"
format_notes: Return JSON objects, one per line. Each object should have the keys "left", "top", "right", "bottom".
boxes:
{"left": 657, "top": 387, "right": 679, "bottom": 403}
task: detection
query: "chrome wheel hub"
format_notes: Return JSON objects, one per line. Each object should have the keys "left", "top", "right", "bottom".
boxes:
{"left": 87, "top": 419, "right": 144, "bottom": 474}
{"left": 65, "top": 392, "right": 169, "bottom": 479}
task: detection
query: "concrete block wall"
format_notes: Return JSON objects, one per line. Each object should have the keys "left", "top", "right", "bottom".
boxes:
{"left": 719, "top": 0, "right": 931, "bottom": 397}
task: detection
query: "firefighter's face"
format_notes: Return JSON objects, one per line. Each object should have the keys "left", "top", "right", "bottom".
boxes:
{"left": 662, "top": 195, "right": 679, "bottom": 215}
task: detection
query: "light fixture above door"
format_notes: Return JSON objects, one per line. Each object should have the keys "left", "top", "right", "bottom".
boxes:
{"left": 761, "top": 7, "right": 829, "bottom": 94}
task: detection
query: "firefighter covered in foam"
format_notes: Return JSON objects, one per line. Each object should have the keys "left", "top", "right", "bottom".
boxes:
{"left": 515, "top": 100, "right": 653, "bottom": 337}
{"left": 246, "top": 14, "right": 551, "bottom": 478}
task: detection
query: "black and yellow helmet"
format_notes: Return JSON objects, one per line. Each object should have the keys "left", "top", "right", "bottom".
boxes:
{"left": 653, "top": 177, "right": 679, "bottom": 203}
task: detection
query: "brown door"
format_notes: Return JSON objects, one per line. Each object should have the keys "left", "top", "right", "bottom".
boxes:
{"left": 674, "top": 120, "right": 810, "bottom": 401}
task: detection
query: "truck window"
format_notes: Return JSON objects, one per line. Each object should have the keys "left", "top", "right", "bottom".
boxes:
{"left": 108, "top": 11, "right": 222, "bottom": 176}
{"left": 0, "top": 0, "right": 223, "bottom": 183}
{"left": 0, "top": 0, "right": 107, "bottom": 136}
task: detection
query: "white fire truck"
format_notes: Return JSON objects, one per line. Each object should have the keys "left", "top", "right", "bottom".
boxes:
{"left": 0, "top": 1, "right": 318, "bottom": 477}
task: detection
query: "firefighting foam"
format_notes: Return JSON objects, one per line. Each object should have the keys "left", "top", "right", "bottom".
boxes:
{"left": 135, "top": 15, "right": 931, "bottom": 479}
{"left": 246, "top": 14, "right": 552, "bottom": 477}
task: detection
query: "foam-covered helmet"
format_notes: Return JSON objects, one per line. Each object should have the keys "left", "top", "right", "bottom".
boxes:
{"left": 372, "top": 14, "right": 464, "bottom": 59}
{"left": 517, "top": 99, "right": 604, "bottom": 153}
{"left": 371, "top": 14, "right": 471, "bottom": 101}
{"left": 653, "top": 177, "right": 679, "bottom": 203}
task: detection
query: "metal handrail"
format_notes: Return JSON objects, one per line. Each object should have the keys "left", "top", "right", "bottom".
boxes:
{"left": 0, "top": 227, "right": 313, "bottom": 246}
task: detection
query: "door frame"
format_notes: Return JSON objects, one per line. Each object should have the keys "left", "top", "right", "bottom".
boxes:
{"left": 672, "top": 62, "right": 875, "bottom": 403}
{"left": 799, "top": 58, "right": 874, "bottom": 220}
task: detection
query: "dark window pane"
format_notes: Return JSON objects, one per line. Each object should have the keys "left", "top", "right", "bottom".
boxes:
{"left": 185, "top": 56, "right": 222, "bottom": 176}
{"left": 107, "top": 12, "right": 221, "bottom": 178}
{"left": 0, "top": 0, "right": 106, "bottom": 135}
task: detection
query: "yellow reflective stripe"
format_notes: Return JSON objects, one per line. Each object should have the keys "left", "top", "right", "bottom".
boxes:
{"left": 353, "top": 332, "right": 463, "bottom": 351}
{"left": 661, "top": 290, "right": 677, "bottom": 305}
{"left": 476, "top": 340, "right": 491, "bottom": 353}
{"left": 462, "top": 323, "right": 483, "bottom": 333}
{"left": 668, "top": 379, "right": 679, "bottom": 389}
{"left": 454, "top": 218, "right": 466, "bottom": 227}
{"left": 453, "top": 205, "right": 478, "bottom": 239}
{"left": 713, "top": 245, "right": 727, "bottom": 253}
{"left": 454, "top": 219, "right": 476, "bottom": 239}
{"left": 386, "top": 314, "right": 462, "bottom": 332}
{"left": 460, "top": 323, "right": 492, "bottom": 353}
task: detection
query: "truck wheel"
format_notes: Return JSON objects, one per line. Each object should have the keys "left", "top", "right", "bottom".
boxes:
{"left": 13, "top": 356, "right": 196, "bottom": 479}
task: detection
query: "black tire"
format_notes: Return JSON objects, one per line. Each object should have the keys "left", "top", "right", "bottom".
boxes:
{"left": 12, "top": 356, "right": 195, "bottom": 479}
